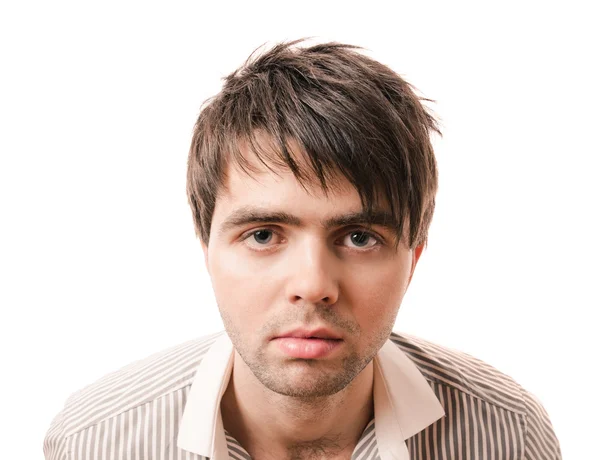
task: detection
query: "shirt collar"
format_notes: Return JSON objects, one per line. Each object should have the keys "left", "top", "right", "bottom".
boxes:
{"left": 177, "top": 332, "right": 444, "bottom": 460}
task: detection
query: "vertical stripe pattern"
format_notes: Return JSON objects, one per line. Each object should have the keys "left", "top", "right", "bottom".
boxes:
{"left": 393, "top": 333, "right": 561, "bottom": 459}
{"left": 44, "top": 331, "right": 561, "bottom": 459}
{"left": 407, "top": 382, "right": 526, "bottom": 459}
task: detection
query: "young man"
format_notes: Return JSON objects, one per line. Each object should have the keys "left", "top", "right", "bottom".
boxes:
{"left": 44, "top": 40, "right": 561, "bottom": 459}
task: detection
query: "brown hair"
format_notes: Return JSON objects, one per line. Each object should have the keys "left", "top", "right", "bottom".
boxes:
{"left": 187, "top": 39, "right": 440, "bottom": 249}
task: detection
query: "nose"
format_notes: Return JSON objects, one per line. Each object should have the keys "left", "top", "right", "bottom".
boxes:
{"left": 284, "top": 237, "right": 340, "bottom": 307}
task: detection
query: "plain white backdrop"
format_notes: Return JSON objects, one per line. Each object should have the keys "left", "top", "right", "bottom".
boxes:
{"left": 1, "top": 1, "right": 598, "bottom": 458}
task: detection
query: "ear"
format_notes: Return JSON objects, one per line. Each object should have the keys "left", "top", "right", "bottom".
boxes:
{"left": 407, "top": 244, "right": 424, "bottom": 286}
{"left": 201, "top": 240, "right": 210, "bottom": 274}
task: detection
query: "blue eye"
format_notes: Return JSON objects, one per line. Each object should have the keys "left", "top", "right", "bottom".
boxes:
{"left": 241, "top": 227, "right": 382, "bottom": 253}
{"left": 342, "top": 230, "right": 379, "bottom": 249}
{"left": 252, "top": 230, "right": 273, "bottom": 244}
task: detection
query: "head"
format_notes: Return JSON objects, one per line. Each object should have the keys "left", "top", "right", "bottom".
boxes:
{"left": 187, "top": 39, "right": 439, "bottom": 398}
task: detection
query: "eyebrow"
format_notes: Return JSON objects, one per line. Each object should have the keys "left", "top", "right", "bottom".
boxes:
{"left": 218, "top": 206, "right": 398, "bottom": 236}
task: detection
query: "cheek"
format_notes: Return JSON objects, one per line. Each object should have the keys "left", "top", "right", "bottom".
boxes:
{"left": 353, "top": 288, "right": 402, "bottom": 332}
{"left": 209, "top": 248, "right": 278, "bottom": 327}
{"left": 348, "top": 261, "right": 410, "bottom": 332}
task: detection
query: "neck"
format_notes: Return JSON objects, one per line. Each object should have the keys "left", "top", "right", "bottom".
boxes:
{"left": 220, "top": 352, "right": 374, "bottom": 460}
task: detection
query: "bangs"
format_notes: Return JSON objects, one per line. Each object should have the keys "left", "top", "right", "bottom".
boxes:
{"left": 188, "top": 40, "right": 439, "bottom": 248}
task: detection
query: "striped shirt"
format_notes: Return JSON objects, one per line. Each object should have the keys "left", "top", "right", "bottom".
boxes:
{"left": 44, "top": 331, "right": 561, "bottom": 459}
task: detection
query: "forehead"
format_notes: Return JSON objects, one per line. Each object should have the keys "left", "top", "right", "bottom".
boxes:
{"left": 210, "top": 139, "right": 402, "bottom": 242}
{"left": 218, "top": 137, "right": 359, "bottom": 205}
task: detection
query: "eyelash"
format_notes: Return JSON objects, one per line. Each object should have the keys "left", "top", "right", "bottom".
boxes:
{"left": 240, "top": 227, "right": 384, "bottom": 253}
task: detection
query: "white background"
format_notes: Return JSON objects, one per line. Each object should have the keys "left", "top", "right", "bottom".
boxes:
{"left": 1, "top": 1, "right": 598, "bottom": 458}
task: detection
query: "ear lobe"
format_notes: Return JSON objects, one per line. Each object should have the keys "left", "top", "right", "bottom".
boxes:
{"left": 407, "top": 244, "right": 424, "bottom": 286}
{"left": 201, "top": 241, "right": 209, "bottom": 274}
{"left": 413, "top": 245, "right": 424, "bottom": 267}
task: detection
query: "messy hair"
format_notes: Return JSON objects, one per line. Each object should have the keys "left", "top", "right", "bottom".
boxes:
{"left": 187, "top": 39, "right": 440, "bottom": 249}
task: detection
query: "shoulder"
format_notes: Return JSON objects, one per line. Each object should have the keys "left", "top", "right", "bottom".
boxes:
{"left": 390, "top": 331, "right": 525, "bottom": 413}
{"left": 43, "top": 331, "right": 223, "bottom": 457}
{"left": 390, "top": 332, "right": 562, "bottom": 459}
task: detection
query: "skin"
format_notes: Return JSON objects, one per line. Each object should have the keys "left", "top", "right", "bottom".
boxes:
{"left": 201, "top": 146, "right": 423, "bottom": 460}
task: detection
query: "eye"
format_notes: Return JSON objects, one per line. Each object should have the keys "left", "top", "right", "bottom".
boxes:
{"left": 240, "top": 228, "right": 382, "bottom": 253}
{"left": 341, "top": 230, "right": 381, "bottom": 249}
{"left": 251, "top": 229, "right": 273, "bottom": 245}
{"left": 241, "top": 228, "right": 283, "bottom": 251}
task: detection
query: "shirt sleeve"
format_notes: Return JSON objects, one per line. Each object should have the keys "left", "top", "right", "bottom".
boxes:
{"left": 43, "top": 408, "right": 68, "bottom": 460}
{"left": 523, "top": 390, "right": 562, "bottom": 459}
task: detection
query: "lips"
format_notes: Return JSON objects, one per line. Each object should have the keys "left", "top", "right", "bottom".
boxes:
{"left": 274, "top": 327, "right": 342, "bottom": 340}
{"left": 273, "top": 337, "right": 342, "bottom": 359}
{"left": 271, "top": 327, "right": 343, "bottom": 359}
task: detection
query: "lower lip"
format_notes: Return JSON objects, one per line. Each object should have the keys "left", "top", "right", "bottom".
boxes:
{"left": 273, "top": 337, "right": 342, "bottom": 359}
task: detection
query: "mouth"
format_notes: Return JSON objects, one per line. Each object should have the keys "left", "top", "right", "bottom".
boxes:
{"left": 285, "top": 335, "right": 343, "bottom": 341}
{"left": 271, "top": 327, "right": 344, "bottom": 359}
{"left": 272, "top": 337, "right": 343, "bottom": 359}
{"left": 273, "top": 327, "right": 343, "bottom": 341}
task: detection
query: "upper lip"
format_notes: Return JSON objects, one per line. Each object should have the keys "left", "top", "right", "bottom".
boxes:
{"left": 274, "top": 327, "right": 342, "bottom": 340}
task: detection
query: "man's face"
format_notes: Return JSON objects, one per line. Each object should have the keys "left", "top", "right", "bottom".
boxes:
{"left": 202, "top": 148, "right": 421, "bottom": 398}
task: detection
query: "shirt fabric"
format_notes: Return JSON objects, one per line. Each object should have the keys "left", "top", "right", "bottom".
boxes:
{"left": 44, "top": 331, "right": 561, "bottom": 459}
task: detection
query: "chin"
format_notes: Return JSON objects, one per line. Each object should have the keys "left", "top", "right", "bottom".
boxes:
{"left": 252, "top": 362, "right": 359, "bottom": 398}
{"left": 266, "top": 380, "right": 348, "bottom": 398}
